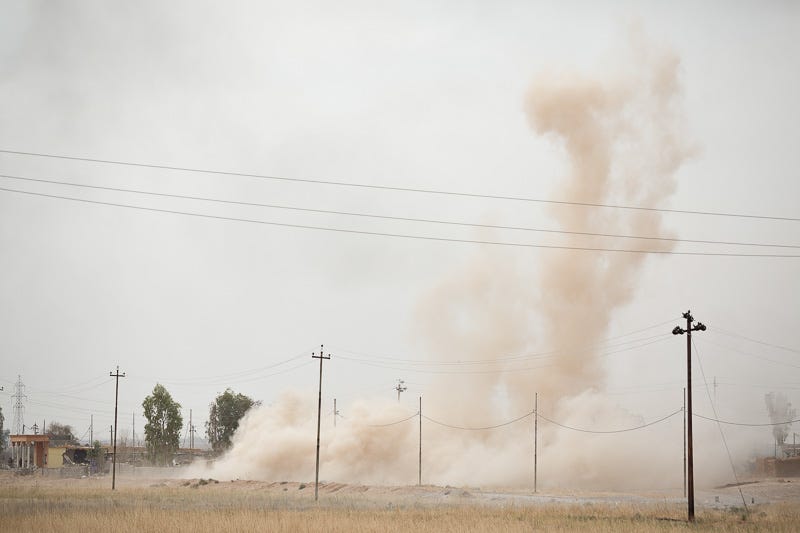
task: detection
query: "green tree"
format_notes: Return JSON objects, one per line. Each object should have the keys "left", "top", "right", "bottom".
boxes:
{"left": 142, "top": 384, "right": 183, "bottom": 465}
{"left": 47, "top": 421, "right": 79, "bottom": 446}
{"left": 206, "top": 389, "right": 257, "bottom": 453}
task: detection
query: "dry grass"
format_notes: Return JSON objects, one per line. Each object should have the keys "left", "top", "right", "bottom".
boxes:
{"left": 1, "top": 480, "right": 798, "bottom": 532}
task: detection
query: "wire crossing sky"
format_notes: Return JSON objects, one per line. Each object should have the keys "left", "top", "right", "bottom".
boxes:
{"left": 0, "top": 1, "right": 798, "bottom": 489}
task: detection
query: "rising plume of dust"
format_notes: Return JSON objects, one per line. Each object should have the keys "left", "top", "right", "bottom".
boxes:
{"left": 517, "top": 29, "right": 695, "bottom": 400}
{"left": 197, "top": 31, "right": 709, "bottom": 490}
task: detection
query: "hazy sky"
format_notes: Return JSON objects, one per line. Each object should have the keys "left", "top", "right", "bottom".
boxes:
{"left": 1, "top": 0, "right": 798, "bottom": 465}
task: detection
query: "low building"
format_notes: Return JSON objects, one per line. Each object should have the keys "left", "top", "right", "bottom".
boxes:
{"left": 9, "top": 435, "right": 49, "bottom": 469}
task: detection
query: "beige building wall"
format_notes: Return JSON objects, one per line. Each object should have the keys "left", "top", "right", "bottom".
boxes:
{"left": 47, "top": 446, "right": 67, "bottom": 469}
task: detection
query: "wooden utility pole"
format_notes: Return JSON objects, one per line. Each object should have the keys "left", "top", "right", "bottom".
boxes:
{"left": 312, "top": 346, "right": 331, "bottom": 502}
{"left": 683, "top": 387, "right": 686, "bottom": 498}
{"left": 672, "top": 310, "right": 706, "bottom": 522}
{"left": 110, "top": 365, "right": 126, "bottom": 491}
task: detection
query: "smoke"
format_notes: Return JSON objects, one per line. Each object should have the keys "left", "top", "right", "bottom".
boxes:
{"left": 765, "top": 392, "right": 796, "bottom": 446}
{"left": 196, "top": 30, "right": 712, "bottom": 490}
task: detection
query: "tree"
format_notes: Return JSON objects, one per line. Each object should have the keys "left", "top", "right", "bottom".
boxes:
{"left": 206, "top": 388, "right": 257, "bottom": 453}
{"left": 142, "top": 384, "right": 183, "bottom": 465}
{"left": 47, "top": 421, "right": 79, "bottom": 446}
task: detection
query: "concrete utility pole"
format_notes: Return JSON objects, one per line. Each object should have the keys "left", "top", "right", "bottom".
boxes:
{"left": 110, "top": 365, "right": 126, "bottom": 491}
{"left": 333, "top": 398, "right": 339, "bottom": 428}
{"left": 395, "top": 379, "right": 407, "bottom": 402}
{"left": 672, "top": 310, "right": 706, "bottom": 523}
{"left": 534, "top": 392, "right": 538, "bottom": 493}
{"left": 189, "top": 409, "right": 195, "bottom": 451}
{"left": 418, "top": 396, "right": 422, "bottom": 486}
{"left": 312, "top": 345, "right": 331, "bottom": 502}
{"left": 683, "top": 387, "right": 687, "bottom": 498}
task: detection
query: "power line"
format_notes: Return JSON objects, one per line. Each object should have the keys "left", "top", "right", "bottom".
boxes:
{"left": 336, "top": 337, "right": 671, "bottom": 375}
{"left": 365, "top": 407, "right": 681, "bottom": 434}
{"left": 366, "top": 412, "right": 420, "bottom": 427}
{"left": 3, "top": 186, "right": 798, "bottom": 258}
{"left": 535, "top": 408, "right": 683, "bottom": 434}
{"left": 423, "top": 411, "right": 533, "bottom": 430}
{"left": 693, "top": 413, "right": 800, "bottom": 427}
{"left": 692, "top": 339, "right": 749, "bottom": 513}
{"left": 696, "top": 338, "right": 800, "bottom": 370}
{"left": 2, "top": 148, "right": 798, "bottom": 222}
{"left": 3, "top": 173, "right": 797, "bottom": 250}
{"left": 333, "top": 331, "right": 672, "bottom": 367}
{"left": 709, "top": 326, "right": 800, "bottom": 355}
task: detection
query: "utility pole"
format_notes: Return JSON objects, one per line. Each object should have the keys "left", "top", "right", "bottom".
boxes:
{"left": 333, "top": 399, "right": 339, "bottom": 428}
{"left": 418, "top": 396, "right": 422, "bottom": 486}
{"left": 90, "top": 415, "right": 93, "bottom": 445}
{"left": 312, "top": 345, "right": 331, "bottom": 502}
{"left": 534, "top": 392, "right": 538, "bottom": 493}
{"left": 11, "top": 375, "right": 26, "bottom": 435}
{"left": 713, "top": 376, "right": 717, "bottom": 404}
{"left": 683, "top": 387, "right": 687, "bottom": 498}
{"left": 110, "top": 365, "right": 126, "bottom": 491}
{"left": 672, "top": 310, "right": 706, "bottom": 523}
{"left": 132, "top": 412, "right": 135, "bottom": 475}
{"left": 189, "top": 409, "right": 195, "bottom": 451}
{"left": 395, "top": 379, "right": 407, "bottom": 402}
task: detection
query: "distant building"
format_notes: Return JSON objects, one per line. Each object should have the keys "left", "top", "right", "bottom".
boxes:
{"left": 9, "top": 434, "right": 49, "bottom": 469}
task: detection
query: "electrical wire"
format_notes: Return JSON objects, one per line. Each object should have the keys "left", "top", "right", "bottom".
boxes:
{"left": 709, "top": 326, "right": 800, "bottom": 355}
{"left": 365, "top": 407, "right": 681, "bottom": 434}
{"left": 135, "top": 359, "right": 314, "bottom": 388}
{"left": 423, "top": 411, "right": 533, "bottom": 430}
{"left": 535, "top": 408, "right": 683, "bottom": 434}
{"left": 2, "top": 148, "right": 798, "bottom": 222}
{"left": 692, "top": 338, "right": 748, "bottom": 512}
{"left": 693, "top": 413, "right": 800, "bottom": 427}
{"left": 333, "top": 331, "right": 671, "bottom": 367}
{"left": 3, "top": 186, "right": 798, "bottom": 257}
{"left": 336, "top": 337, "right": 670, "bottom": 375}
{"left": 696, "top": 338, "right": 800, "bottom": 370}
{"left": 366, "top": 412, "right": 420, "bottom": 427}
{"left": 144, "top": 349, "right": 313, "bottom": 386}
{"left": 3, "top": 173, "right": 798, "bottom": 250}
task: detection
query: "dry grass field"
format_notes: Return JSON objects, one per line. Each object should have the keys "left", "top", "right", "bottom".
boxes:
{"left": 2, "top": 472, "right": 799, "bottom": 532}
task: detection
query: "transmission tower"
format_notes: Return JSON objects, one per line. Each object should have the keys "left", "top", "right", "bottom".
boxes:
{"left": 11, "top": 375, "right": 26, "bottom": 434}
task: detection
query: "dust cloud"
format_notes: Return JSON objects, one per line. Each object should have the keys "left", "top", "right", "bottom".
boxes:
{"left": 195, "top": 32, "right": 737, "bottom": 490}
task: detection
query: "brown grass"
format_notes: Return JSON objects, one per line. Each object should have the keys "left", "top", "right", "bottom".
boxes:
{"left": 1, "top": 480, "right": 798, "bottom": 532}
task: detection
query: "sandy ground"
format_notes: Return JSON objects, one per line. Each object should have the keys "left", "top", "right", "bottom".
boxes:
{"left": 2, "top": 468, "right": 798, "bottom": 512}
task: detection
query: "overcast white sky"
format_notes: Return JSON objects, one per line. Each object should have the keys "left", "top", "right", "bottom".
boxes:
{"left": 0, "top": 1, "right": 798, "bottom": 455}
